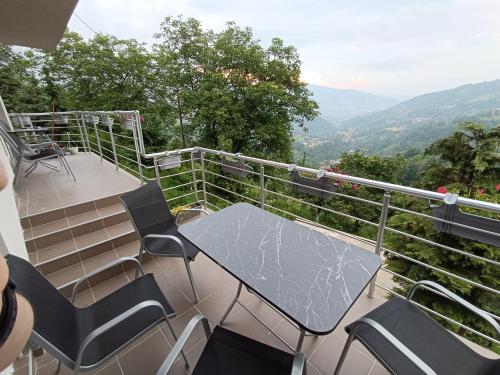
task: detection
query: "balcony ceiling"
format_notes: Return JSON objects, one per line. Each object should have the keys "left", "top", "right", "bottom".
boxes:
{"left": 0, "top": 0, "right": 78, "bottom": 50}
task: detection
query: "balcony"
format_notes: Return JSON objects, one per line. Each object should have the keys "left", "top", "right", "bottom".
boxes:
{"left": 7, "top": 111, "right": 499, "bottom": 374}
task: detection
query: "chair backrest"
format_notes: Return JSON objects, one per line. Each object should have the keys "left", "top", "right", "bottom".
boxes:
{"left": 6, "top": 255, "right": 79, "bottom": 358}
{"left": 120, "top": 182, "right": 176, "bottom": 240}
{"left": 0, "top": 120, "right": 22, "bottom": 157}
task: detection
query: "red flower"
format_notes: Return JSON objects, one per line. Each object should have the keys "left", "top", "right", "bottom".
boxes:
{"left": 478, "top": 188, "right": 486, "bottom": 196}
{"left": 352, "top": 184, "right": 359, "bottom": 191}
{"left": 436, "top": 186, "right": 447, "bottom": 194}
{"left": 140, "top": 115, "right": 144, "bottom": 122}
{"left": 496, "top": 184, "right": 500, "bottom": 192}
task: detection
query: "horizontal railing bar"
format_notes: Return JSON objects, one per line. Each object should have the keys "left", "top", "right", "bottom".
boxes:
{"left": 384, "top": 226, "right": 500, "bottom": 266}
{"left": 161, "top": 181, "right": 195, "bottom": 191}
{"left": 205, "top": 182, "right": 261, "bottom": 205}
{"left": 375, "top": 283, "right": 500, "bottom": 344}
{"left": 114, "top": 143, "right": 137, "bottom": 153}
{"left": 265, "top": 188, "right": 379, "bottom": 227}
{"left": 112, "top": 133, "right": 135, "bottom": 140}
{"left": 206, "top": 192, "right": 233, "bottom": 206}
{"left": 264, "top": 173, "right": 384, "bottom": 207}
{"left": 116, "top": 153, "right": 139, "bottom": 164}
{"left": 165, "top": 191, "right": 196, "bottom": 203}
{"left": 194, "top": 148, "right": 500, "bottom": 213}
{"left": 389, "top": 205, "right": 500, "bottom": 239}
{"left": 159, "top": 170, "right": 194, "bottom": 179}
{"left": 117, "top": 162, "right": 140, "bottom": 176}
{"left": 382, "top": 247, "right": 499, "bottom": 294}
{"left": 205, "top": 170, "right": 261, "bottom": 189}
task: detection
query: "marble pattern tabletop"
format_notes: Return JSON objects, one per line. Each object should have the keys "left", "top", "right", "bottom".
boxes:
{"left": 179, "top": 203, "right": 382, "bottom": 335}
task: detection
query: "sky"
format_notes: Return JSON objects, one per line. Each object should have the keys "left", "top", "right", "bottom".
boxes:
{"left": 67, "top": 0, "right": 500, "bottom": 99}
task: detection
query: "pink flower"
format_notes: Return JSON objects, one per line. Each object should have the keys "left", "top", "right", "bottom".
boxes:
{"left": 496, "top": 184, "right": 500, "bottom": 192}
{"left": 436, "top": 186, "right": 447, "bottom": 194}
{"left": 352, "top": 184, "right": 359, "bottom": 191}
{"left": 140, "top": 115, "right": 144, "bottom": 122}
{"left": 478, "top": 188, "right": 486, "bottom": 196}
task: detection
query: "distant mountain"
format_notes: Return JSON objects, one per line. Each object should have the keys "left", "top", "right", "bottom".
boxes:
{"left": 340, "top": 80, "right": 500, "bottom": 154}
{"left": 297, "top": 85, "right": 398, "bottom": 137}
{"left": 295, "top": 79, "right": 500, "bottom": 164}
{"left": 308, "top": 84, "right": 399, "bottom": 122}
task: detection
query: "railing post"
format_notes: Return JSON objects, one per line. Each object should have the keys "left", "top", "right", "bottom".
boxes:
{"left": 92, "top": 115, "right": 103, "bottom": 161}
{"left": 107, "top": 118, "right": 119, "bottom": 171}
{"left": 368, "top": 191, "right": 391, "bottom": 298}
{"left": 191, "top": 151, "right": 199, "bottom": 204}
{"left": 201, "top": 151, "right": 208, "bottom": 209}
{"left": 259, "top": 164, "right": 265, "bottom": 209}
{"left": 154, "top": 157, "right": 161, "bottom": 186}
{"left": 132, "top": 123, "right": 144, "bottom": 184}
{"left": 74, "top": 113, "right": 87, "bottom": 154}
{"left": 80, "top": 113, "right": 92, "bottom": 154}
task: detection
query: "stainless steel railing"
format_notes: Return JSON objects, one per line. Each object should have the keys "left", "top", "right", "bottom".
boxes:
{"left": 9, "top": 110, "right": 500, "bottom": 347}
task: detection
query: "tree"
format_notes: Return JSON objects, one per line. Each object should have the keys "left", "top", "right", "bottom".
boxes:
{"left": 423, "top": 123, "right": 499, "bottom": 196}
{"left": 0, "top": 44, "right": 49, "bottom": 112}
{"left": 385, "top": 123, "right": 500, "bottom": 352}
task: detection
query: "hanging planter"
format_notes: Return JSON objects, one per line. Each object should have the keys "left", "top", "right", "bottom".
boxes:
{"left": 289, "top": 170, "right": 337, "bottom": 200}
{"left": 119, "top": 114, "right": 135, "bottom": 130}
{"left": 158, "top": 154, "right": 181, "bottom": 170}
{"left": 100, "top": 115, "right": 114, "bottom": 127}
{"left": 54, "top": 114, "right": 69, "bottom": 125}
{"left": 431, "top": 204, "right": 500, "bottom": 246}
{"left": 221, "top": 156, "right": 252, "bottom": 178}
{"left": 11, "top": 115, "right": 32, "bottom": 127}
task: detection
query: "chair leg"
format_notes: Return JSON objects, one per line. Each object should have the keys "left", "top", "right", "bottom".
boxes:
{"left": 60, "top": 154, "right": 76, "bottom": 181}
{"left": 164, "top": 318, "right": 190, "bottom": 370}
{"left": 333, "top": 332, "right": 356, "bottom": 375}
{"left": 55, "top": 359, "right": 62, "bottom": 374}
{"left": 24, "top": 161, "right": 38, "bottom": 177}
{"left": 220, "top": 282, "right": 243, "bottom": 325}
{"left": 184, "top": 258, "right": 199, "bottom": 304}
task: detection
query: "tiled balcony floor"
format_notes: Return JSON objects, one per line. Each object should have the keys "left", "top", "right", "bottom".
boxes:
{"left": 14, "top": 251, "right": 391, "bottom": 375}
{"left": 15, "top": 152, "right": 141, "bottom": 217}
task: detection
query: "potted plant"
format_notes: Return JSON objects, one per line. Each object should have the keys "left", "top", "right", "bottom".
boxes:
{"left": 119, "top": 114, "right": 135, "bottom": 130}
{"left": 100, "top": 115, "right": 114, "bottom": 127}
{"left": 65, "top": 132, "right": 79, "bottom": 155}
{"left": 158, "top": 154, "right": 181, "bottom": 170}
{"left": 54, "top": 114, "right": 69, "bottom": 125}
{"left": 11, "top": 115, "right": 32, "bottom": 127}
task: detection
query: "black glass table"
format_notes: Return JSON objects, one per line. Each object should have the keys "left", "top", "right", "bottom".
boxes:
{"left": 179, "top": 203, "right": 381, "bottom": 352}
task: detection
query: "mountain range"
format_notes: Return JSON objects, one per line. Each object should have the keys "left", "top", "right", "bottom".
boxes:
{"left": 297, "top": 80, "right": 500, "bottom": 163}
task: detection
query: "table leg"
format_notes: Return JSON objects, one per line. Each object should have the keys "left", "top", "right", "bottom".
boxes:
{"left": 296, "top": 329, "right": 305, "bottom": 352}
{"left": 220, "top": 282, "right": 243, "bottom": 325}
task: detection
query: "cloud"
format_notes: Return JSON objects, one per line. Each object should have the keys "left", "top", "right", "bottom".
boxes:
{"left": 67, "top": 0, "right": 500, "bottom": 97}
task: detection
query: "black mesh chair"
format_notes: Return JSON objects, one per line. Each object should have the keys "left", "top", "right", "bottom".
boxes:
{"left": 120, "top": 182, "right": 208, "bottom": 304}
{"left": 0, "top": 120, "right": 76, "bottom": 186}
{"left": 6, "top": 254, "right": 188, "bottom": 374}
{"left": 334, "top": 280, "right": 500, "bottom": 375}
{"left": 156, "top": 315, "right": 306, "bottom": 375}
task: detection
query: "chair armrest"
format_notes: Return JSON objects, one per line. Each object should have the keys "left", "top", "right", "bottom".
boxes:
{"left": 75, "top": 300, "right": 170, "bottom": 372}
{"left": 71, "top": 256, "right": 145, "bottom": 303}
{"left": 291, "top": 352, "right": 306, "bottom": 375}
{"left": 175, "top": 207, "right": 209, "bottom": 225}
{"left": 142, "top": 234, "right": 189, "bottom": 259}
{"left": 350, "top": 318, "right": 436, "bottom": 375}
{"left": 407, "top": 280, "right": 500, "bottom": 336}
{"left": 156, "top": 315, "right": 211, "bottom": 375}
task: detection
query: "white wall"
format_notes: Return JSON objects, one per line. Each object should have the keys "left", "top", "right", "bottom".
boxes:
{"left": 0, "top": 95, "right": 27, "bottom": 259}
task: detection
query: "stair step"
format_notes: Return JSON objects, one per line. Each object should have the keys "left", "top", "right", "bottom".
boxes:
{"left": 20, "top": 193, "right": 123, "bottom": 230}
{"left": 34, "top": 222, "right": 137, "bottom": 274}
{"left": 49, "top": 240, "right": 147, "bottom": 298}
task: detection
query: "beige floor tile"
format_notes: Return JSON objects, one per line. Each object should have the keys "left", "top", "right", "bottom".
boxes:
{"left": 46, "top": 262, "right": 85, "bottom": 288}
{"left": 75, "top": 228, "right": 110, "bottom": 249}
{"left": 67, "top": 210, "right": 100, "bottom": 226}
{"left": 105, "top": 221, "right": 134, "bottom": 238}
{"left": 91, "top": 273, "right": 130, "bottom": 301}
{"left": 118, "top": 330, "right": 172, "bottom": 375}
{"left": 36, "top": 238, "right": 77, "bottom": 263}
